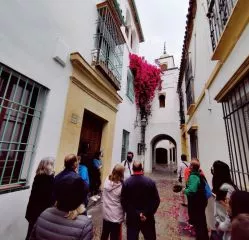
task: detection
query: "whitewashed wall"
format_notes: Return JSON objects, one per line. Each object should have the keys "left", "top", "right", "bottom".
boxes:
{"left": 183, "top": 0, "right": 249, "bottom": 185}
{"left": 0, "top": 0, "right": 119, "bottom": 239}
{"left": 111, "top": 0, "right": 141, "bottom": 167}
{"left": 144, "top": 67, "right": 181, "bottom": 172}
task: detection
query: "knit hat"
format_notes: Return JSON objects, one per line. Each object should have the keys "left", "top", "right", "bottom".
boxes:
{"left": 54, "top": 175, "right": 86, "bottom": 212}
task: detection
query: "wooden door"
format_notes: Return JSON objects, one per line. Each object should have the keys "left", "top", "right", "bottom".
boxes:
{"left": 77, "top": 110, "right": 105, "bottom": 163}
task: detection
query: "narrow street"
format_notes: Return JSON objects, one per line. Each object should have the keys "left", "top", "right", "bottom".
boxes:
{"left": 89, "top": 164, "right": 194, "bottom": 240}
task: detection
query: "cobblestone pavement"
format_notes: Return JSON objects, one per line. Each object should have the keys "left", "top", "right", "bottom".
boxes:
{"left": 88, "top": 164, "right": 195, "bottom": 240}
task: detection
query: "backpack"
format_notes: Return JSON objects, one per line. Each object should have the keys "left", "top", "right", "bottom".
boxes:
{"left": 200, "top": 175, "right": 212, "bottom": 199}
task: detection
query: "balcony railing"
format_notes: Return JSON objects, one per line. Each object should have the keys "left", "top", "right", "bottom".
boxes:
{"left": 92, "top": 2, "right": 125, "bottom": 90}
{"left": 207, "top": 0, "right": 238, "bottom": 51}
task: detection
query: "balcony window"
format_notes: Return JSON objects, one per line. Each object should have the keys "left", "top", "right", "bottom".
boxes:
{"left": 0, "top": 63, "right": 47, "bottom": 191}
{"left": 178, "top": 89, "right": 185, "bottom": 124}
{"left": 126, "top": 69, "right": 134, "bottom": 102}
{"left": 222, "top": 74, "right": 249, "bottom": 191}
{"left": 207, "top": 0, "right": 238, "bottom": 51}
{"left": 188, "top": 128, "right": 198, "bottom": 159}
{"left": 185, "top": 57, "right": 195, "bottom": 111}
{"left": 121, "top": 130, "right": 129, "bottom": 162}
{"left": 159, "top": 94, "right": 165, "bottom": 108}
{"left": 92, "top": 2, "right": 125, "bottom": 90}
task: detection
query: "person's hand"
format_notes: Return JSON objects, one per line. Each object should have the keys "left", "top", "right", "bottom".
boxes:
{"left": 140, "top": 213, "right": 147, "bottom": 222}
{"left": 220, "top": 199, "right": 229, "bottom": 211}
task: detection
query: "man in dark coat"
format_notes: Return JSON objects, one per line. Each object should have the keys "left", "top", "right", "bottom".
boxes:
{"left": 121, "top": 160, "right": 160, "bottom": 240}
{"left": 54, "top": 154, "right": 88, "bottom": 211}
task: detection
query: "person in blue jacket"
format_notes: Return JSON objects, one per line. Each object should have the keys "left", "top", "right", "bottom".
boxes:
{"left": 78, "top": 154, "right": 91, "bottom": 217}
{"left": 78, "top": 154, "right": 90, "bottom": 186}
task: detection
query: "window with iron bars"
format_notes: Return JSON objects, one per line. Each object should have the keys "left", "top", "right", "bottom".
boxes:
{"left": 207, "top": 0, "right": 238, "bottom": 51}
{"left": 178, "top": 88, "right": 185, "bottom": 124}
{"left": 189, "top": 129, "right": 198, "bottom": 159}
{"left": 92, "top": 3, "right": 124, "bottom": 90}
{"left": 0, "top": 63, "right": 47, "bottom": 191}
{"left": 126, "top": 69, "right": 134, "bottom": 102}
{"left": 222, "top": 75, "right": 249, "bottom": 191}
{"left": 185, "top": 58, "right": 195, "bottom": 110}
{"left": 121, "top": 130, "right": 129, "bottom": 162}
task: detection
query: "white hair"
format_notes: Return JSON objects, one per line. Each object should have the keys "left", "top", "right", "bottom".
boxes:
{"left": 36, "top": 156, "right": 55, "bottom": 175}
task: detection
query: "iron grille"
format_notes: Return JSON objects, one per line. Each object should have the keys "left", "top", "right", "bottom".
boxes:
{"left": 222, "top": 75, "right": 249, "bottom": 191}
{"left": 0, "top": 63, "right": 47, "bottom": 189}
{"left": 92, "top": 3, "right": 124, "bottom": 90}
{"left": 207, "top": 0, "right": 238, "bottom": 51}
{"left": 178, "top": 89, "right": 185, "bottom": 124}
{"left": 189, "top": 129, "right": 198, "bottom": 159}
{"left": 185, "top": 58, "right": 195, "bottom": 109}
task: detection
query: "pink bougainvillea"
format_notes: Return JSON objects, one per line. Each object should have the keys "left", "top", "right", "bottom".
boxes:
{"left": 129, "top": 53, "right": 162, "bottom": 118}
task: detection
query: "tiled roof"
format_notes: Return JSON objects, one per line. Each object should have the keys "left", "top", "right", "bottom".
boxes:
{"left": 177, "top": 0, "right": 197, "bottom": 91}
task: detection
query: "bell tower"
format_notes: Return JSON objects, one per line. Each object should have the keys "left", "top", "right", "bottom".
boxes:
{"left": 156, "top": 42, "right": 176, "bottom": 71}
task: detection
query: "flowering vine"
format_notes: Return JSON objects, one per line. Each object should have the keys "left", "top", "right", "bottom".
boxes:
{"left": 129, "top": 53, "right": 162, "bottom": 119}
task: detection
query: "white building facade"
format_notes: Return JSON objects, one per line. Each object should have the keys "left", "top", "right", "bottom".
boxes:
{"left": 111, "top": 0, "right": 144, "bottom": 166}
{"left": 177, "top": 0, "right": 249, "bottom": 187}
{"left": 0, "top": 0, "right": 143, "bottom": 239}
{"left": 143, "top": 51, "right": 181, "bottom": 172}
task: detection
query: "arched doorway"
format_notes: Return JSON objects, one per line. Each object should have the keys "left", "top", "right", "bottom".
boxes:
{"left": 151, "top": 134, "right": 177, "bottom": 168}
{"left": 155, "top": 148, "right": 168, "bottom": 164}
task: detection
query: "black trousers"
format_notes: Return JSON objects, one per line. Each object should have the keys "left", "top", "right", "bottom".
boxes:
{"left": 101, "top": 219, "right": 121, "bottom": 240}
{"left": 192, "top": 201, "right": 209, "bottom": 240}
{"left": 127, "top": 219, "right": 156, "bottom": 240}
{"left": 91, "top": 170, "right": 101, "bottom": 196}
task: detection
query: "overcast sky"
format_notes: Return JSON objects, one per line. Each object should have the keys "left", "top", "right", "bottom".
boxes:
{"left": 135, "top": 0, "right": 189, "bottom": 67}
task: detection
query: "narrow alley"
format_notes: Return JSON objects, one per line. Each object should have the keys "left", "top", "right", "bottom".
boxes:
{"left": 1, "top": 0, "right": 249, "bottom": 239}
{"left": 89, "top": 164, "right": 194, "bottom": 240}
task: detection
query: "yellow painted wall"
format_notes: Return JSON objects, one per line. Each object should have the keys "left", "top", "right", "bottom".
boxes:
{"left": 56, "top": 53, "right": 121, "bottom": 182}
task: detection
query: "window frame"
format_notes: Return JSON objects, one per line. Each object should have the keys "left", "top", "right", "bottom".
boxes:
{"left": 159, "top": 94, "right": 166, "bottom": 108}
{"left": 121, "top": 130, "right": 130, "bottom": 162}
{"left": 222, "top": 74, "right": 249, "bottom": 191}
{"left": 189, "top": 128, "right": 198, "bottom": 159}
{"left": 185, "top": 57, "right": 195, "bottom": 109}
{"left": 126, "top": 68, "right": 135, "bottom": 102}
{"left": 0, "top": 63, "right": 47, "bottom": 192}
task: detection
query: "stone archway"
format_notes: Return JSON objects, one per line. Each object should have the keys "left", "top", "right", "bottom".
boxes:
{"left": 151, "top": 134, "right": 177, "bottom": 168}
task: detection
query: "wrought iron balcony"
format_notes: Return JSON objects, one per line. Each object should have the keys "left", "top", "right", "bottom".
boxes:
{"left": 92, "top": 1, "right": 125, "bottom": 90}
{"left": 207, "top": 0, "right": 238, "bottom": 51}
{"left": 178, "top": 90, "right": 185, "bottom": 124}
{"left": 186, "top": 82, "right": 195, "bottom": 110}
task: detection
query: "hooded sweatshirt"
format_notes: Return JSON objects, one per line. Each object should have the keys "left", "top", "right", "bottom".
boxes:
{"left": 102, "top": 178, "right": 124, "bottom": 223}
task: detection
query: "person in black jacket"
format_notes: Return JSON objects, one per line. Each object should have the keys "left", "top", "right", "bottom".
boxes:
{"left": 29, "top": 166, "right": 93, "bottom": 240}
{"left": 54, "top": 154, "right": 89, "bottom": 211}
{"left": 25, "top": 157, "right": 55, "bottom": 240}
{"left": 121, "top": 160, "right": 160, "bottom": 240}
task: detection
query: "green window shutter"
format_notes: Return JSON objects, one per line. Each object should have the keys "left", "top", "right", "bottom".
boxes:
{"left": 121, "top": 130, "right": 130, "bottom": 162}
{"left": 126, "top": 69, "right": 134, "bottom": 102}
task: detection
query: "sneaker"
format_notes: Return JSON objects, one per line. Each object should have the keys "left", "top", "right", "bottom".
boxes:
{"left": 90, "top": 196, "right": 98, "bottom": 201}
